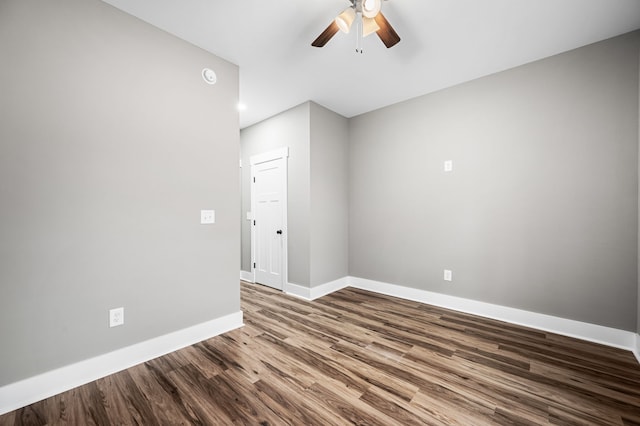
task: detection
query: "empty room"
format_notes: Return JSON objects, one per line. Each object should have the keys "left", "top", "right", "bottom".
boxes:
{"left": 1, "top": 0, "right": 640, "bottom": 424}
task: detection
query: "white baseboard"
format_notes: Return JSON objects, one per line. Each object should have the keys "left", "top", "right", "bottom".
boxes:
{"left": 0, "top": 311, "right": 244, "bottom": 416}
{"left": 240, "top": 270, "right": 254, "bottom": 282}
{"left": 285, "top": 277, "right": 349, "bottom": 301}
{"left": 310, "top": 277, "right": 350, "bottom": 300}
{"left": 634, "top": 334, "right": 640, "bottom": 364}
{"left": 285, "top": 282, "right": 312, "bottom": 300}
{"left": 349, "top": 276, "right": 637, "bottom": 353}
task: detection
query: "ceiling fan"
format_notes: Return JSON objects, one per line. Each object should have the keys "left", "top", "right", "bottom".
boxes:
{"left": 312, "top": 0, "right": 401, "bottom": 50}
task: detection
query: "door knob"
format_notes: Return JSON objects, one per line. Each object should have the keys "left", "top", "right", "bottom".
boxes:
{"left": 276, "top": 230, "right": 283, "bottom": 235}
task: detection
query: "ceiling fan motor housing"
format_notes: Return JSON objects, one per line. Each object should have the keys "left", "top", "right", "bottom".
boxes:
{"left": 362, "top": 0, "right": 382, "bottom": 18}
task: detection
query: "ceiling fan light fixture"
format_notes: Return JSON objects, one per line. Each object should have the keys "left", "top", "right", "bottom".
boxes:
{"left": 362, "top": 0, "right": 381, "bottom": 18}
{"left": 362, "top": 17, "right": 380, "bottom": 37}
{"left": 335, "top": 7, "right": 356, "bottom": 33}
{"left": 311, "top": 0, "right": 400, "bottom": 49}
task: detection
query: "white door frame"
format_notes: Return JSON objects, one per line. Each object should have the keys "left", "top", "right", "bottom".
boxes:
{"left": 250, "top": 147, "right": 289, "bottom": 289}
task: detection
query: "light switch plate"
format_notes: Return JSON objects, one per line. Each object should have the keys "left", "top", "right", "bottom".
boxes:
{"left": 444, "top": 269, "right": 452, "bottom": 282}
{"left": 444, "top": 160, "right": 453, "bottom": 172}
{"left": 201, "top": 210, "right": 215, "bottom": 224}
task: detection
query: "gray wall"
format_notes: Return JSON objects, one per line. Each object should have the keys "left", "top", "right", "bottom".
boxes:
{"left": 310, "top": 103, "right": 349, "bottom": 287}
{"left": 240, "top": 103, "right": 311, "bottom": 286}
{"left": 0, "top": 0, "right": 240, "bottom": 386}
{"left": 349, "top": 32, "right": 640, "bottom": 331}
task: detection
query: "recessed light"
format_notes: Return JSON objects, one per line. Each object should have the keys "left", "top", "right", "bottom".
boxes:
{"left": 202, "top": 68, "right": 217, "bottom": 85}
{"left": 237, "top": 103, "right": 247, "bottom": 111}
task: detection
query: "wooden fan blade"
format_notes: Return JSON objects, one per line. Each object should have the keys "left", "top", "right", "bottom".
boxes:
{"left": 312, "top": 21, "right": 340, "bottom": 47}
{"left": 374, "top": 12, "right": 401, "bottom": 48}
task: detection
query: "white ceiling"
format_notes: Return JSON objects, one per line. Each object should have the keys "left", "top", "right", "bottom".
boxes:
{"left": 101, "top": 0, "right": 640, "bottom": 128}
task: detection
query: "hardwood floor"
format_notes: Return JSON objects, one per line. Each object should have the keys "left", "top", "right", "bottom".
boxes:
{"left": 2, "top": 281, "right": 640, "bottom": 425}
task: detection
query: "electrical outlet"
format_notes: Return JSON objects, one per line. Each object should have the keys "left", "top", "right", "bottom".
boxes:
{"left": 201, "top": 210, "right": 215, "bottom": 224}
{"left": 444, "top": 160, "right": 453, "bottom": 172}
{"left": 444, "top": 269, "right": 452, "bottom": 282}
{"left": 109, "top": 307, "right": 124, "bottom": 328}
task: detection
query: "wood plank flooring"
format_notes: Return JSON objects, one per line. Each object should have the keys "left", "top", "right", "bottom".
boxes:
{"left": 2, "top": 281, "right": 640, "bottom": 425}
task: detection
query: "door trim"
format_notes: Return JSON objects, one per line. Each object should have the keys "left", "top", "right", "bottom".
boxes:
{"left": 250, "top": 147, "right": 289, "bottom": 289}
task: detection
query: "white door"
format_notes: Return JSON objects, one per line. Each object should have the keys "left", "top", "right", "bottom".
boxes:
{"left": 251, "top": 148, "right": 288, "bottom": 290}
